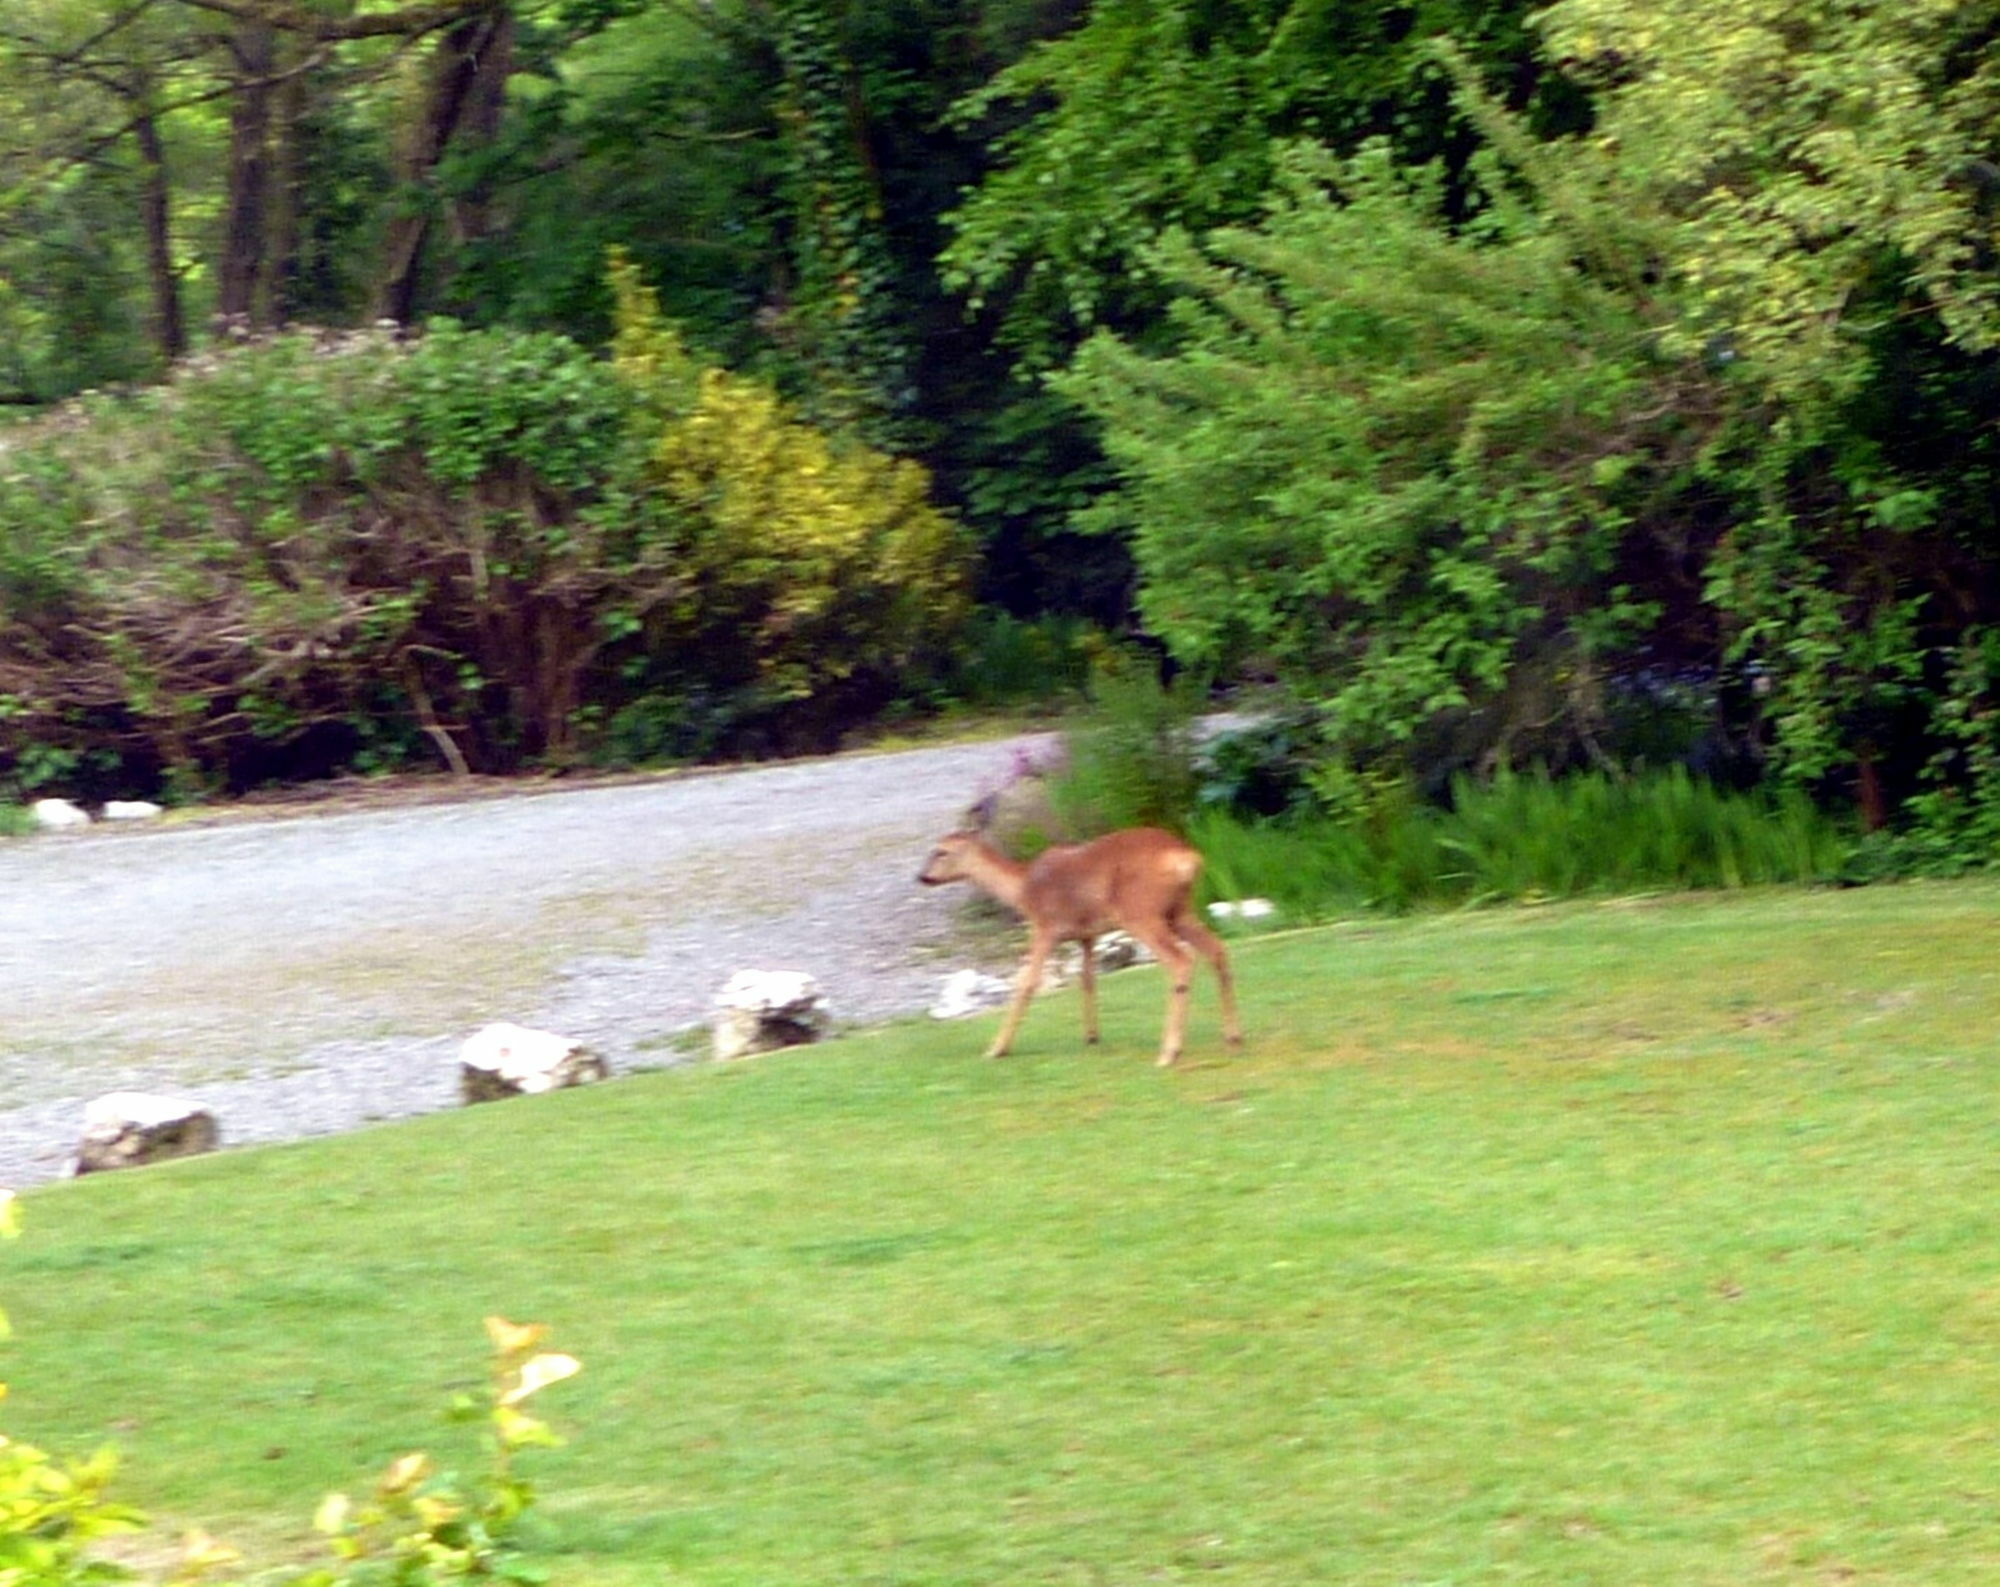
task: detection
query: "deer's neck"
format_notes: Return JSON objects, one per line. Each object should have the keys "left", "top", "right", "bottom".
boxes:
{"left": 963, "top": 839, "right": 1031, "bottom": 913}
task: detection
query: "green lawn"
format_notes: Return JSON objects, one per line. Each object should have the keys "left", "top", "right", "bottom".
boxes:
{"left": 10, "top": 879, "right": 2000, "bottom": 1584}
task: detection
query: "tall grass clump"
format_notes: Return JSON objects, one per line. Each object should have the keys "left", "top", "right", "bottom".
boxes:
{"left": 1048, "top": 653, "right": 1208, "bottom": 834}
{"left": 1188, "top": 765, "right": 1847, "bottom": 918}
{"left": 1440, "top": 764, "right": 1844, "bottom": 898}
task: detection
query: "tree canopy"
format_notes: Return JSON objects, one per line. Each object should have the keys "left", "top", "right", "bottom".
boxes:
{"left": 2, "top": 0, "right": 1998, "bottom": 855}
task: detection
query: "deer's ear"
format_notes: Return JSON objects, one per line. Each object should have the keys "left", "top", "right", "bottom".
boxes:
{"left": 964, "top": 792, "right": 999, "bottom": 831}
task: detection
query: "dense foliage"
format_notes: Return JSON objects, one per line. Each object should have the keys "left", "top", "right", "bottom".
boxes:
{"left": 2, "top": 0, "right": 1998, "bottom": 864}
{"left": 0, "top": 307, "right": 967, "bottom": 794}
{"left": 1059, "top": 141, "right": 1663, "bottom": 770}
{"left": 1052, "top": 9, "right": 2000, "bottom": 863}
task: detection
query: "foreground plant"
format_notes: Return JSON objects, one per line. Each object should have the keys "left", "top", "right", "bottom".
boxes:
{"left": 0, "top": 1190, "right": 153, "bottom": 1585}
{"left": 0, "top": 1191, "right": 577, "bottom": 1587}
{"left": 293, "top": 1318, "right": 580, "bottom": 1587}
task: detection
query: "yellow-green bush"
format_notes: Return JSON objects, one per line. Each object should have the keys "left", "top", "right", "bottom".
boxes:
{"left": 610, "top": 252, "right": 970, "bottom": 734}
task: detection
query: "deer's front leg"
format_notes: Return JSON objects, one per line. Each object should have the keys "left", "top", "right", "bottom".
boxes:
{"left": 988, "top": 926, "right": 1056, "bottom": 1059}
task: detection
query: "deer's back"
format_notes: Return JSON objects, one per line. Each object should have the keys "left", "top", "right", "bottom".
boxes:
{"left": 1022, "top": 827, "right": 1201, "bottom": 939}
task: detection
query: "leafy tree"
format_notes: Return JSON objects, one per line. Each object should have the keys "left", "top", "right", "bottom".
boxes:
{"left": 1062, "top": 3, "right": 2000, "bottom": 855}
{"left": 0, "top": 0, "right": 220, "bottom": 382}
{"left": 1057, "top": 140, "right": 1672, "bottom": 772}
{"left": 436, "top": 2, "right": 782, "bottom": 347}
{"left": 942, "top": 0, "right": 1565, "bottom": 365}
{"left": 937, "top": 0, "right": 1570, "bottom": 619}
{"left": 1539, "top": 0, "right": 2000, "bottom": 402}
{"left": 1531, "top": 0, "right": 2000, "bottom": 829}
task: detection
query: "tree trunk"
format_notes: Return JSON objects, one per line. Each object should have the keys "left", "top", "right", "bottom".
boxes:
{"left": 257, "top": 64, "right": 310, "bottom": 326}
{"left": 372, "top": 6, "right": 514, "bottom": 325}
{"left": 1857, "top": 753, "right": 1887, "bottom": 832}
{"left": 217, "top": 20, "right": 278, "bottom": 327}
{"left": 447, "top": 6, "right": 512, "bottom": 255}
{"left": 131, "top": 105, "right": 186, "bottom": 361}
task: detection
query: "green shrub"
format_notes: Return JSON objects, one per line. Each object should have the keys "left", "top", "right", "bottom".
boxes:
{"left": 0, "top": 324, "right": 669, "bottom": 789}
{"left": 1890, "top": 626, "right": 2000, "bottom": 875}
{"left": 592, "top": 687, "right": 740, "bottom": 768}
{"left": 607, "top": 254, "right": 972, "bottom": 752}
{"left": 1194, "top": 709, "right": 1326, "bottom": 818}
{"left": 1, "top": 279, "right": 973, "bottom": 795}
{"left": 937, "top": 611, "right": 1102, "bottom": 710}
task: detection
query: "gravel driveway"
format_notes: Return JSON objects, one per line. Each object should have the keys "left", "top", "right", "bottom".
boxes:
{"left": 0, "top": 735, "right": 1046, "bottom": 1185}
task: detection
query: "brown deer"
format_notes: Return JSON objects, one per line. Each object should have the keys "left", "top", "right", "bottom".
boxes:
{"left": 918, "top": 826, "right": 1242, "bottom": 1067}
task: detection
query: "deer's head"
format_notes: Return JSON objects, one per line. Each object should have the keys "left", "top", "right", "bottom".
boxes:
{"left": 917, "top": 830, "right": 984, "bottom": 886}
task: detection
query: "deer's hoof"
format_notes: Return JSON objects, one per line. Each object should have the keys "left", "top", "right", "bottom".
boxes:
{"left": 984, "top": 1046, "right": 1011, "bottom": 1060}
{"left": 1155, "top": 1052, "right": 1180, "bottom": 1069}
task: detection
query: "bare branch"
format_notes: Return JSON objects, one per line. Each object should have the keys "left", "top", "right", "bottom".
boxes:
{"left": 0, "top": 0, "right": 164, "bottom": 68}
{"left": 170, "top": 0, "right": 502, "bottom": 43}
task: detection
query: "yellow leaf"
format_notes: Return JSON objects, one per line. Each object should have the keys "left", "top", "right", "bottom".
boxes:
{"left": 312, "top": 1493, "right": 353, "bottom": 1535}
{"left": 179, "top": 1528, "right": 242, "bottom": 1571}
{"left": 491, "top": 1403, "right": 565, "bottom": 1450}
{"left": 499, "top": 1351, "right": 582, "bottom": 1406}
{"left": 412, "top": 1495, "right": 462, "bottom": 1529}
{"left": 483, "top": 1316, "right": 547, "bottom": 1357}
{"left": 379, "top": 1452, "right": 431, "bottom": 1494}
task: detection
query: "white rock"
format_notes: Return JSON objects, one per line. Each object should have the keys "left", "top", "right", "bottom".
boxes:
{"left": 1099, "top": 930, "right": 1155, "bottom": 970}
{"left": 930, "top": 968, "right": 1013, "bottom": 1020}
{"left": 102, "top": 800, "right": 164, "bottom": 821}
{"left": 76, "top": 1092, "right": 219, "bottom": 1174}
{"left": 1060, "top": 929, "right": 1154, "bottom": 980}
{"left": 1238, "top": 898, "right": 1276, "bottom": 919}
{"left": 712, "top": 970, "right": 830, "bottom": 1061}
{"left": 30, "top": 798, "right": 90, "bottom": 830}
{"left": 1207, "top": 900, "right": 1238, "bottom": 918}
{"left": 459, "top": 1021, "right": 609, "bottom": 1103}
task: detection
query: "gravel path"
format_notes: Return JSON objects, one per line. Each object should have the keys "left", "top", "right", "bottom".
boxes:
{"left": 0, "top": 736, "right": 1047, "bottom": 1185}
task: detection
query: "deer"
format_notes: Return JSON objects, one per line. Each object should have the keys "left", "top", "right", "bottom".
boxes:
{"left": 917, "top": 825, "right": 1243, "bottom": 1067}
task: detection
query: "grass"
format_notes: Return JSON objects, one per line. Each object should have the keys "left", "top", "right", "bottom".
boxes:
{"left": 10, "top": 879, "right": 2000, "bottom": 1583}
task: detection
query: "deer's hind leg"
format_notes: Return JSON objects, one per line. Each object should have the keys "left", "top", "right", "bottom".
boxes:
{"left": 1120, "top": 919, "right": 1196, "bottom": 1068}
{"left": 1171, "top": 907, "right": 1243, "bottom": 1048}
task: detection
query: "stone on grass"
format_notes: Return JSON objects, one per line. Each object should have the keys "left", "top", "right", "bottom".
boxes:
{"left": 76, "top": 1092, "right": 218, "bottom": 1174}
{"left": 103, "top": 800, "right": 164, "bottom": 822}
{"left": 930, "top": 968, "right": 1013, "bottom": 1020}
{"left": 1096, "top": 929, "right": 1155, "bottom": 971}
{"left": 712, "top": 970, "right": 829, "bottom": 1061}
{"left": 1207, "top": 897, "right": 1276, "bottom": 921}
{"left": 460, "top": 1021, "right": 609, "bottom": 1104}
{"left": 1060, "top": 929, "right": 1154, "bottom": 980}
{"left": 31, "top": 798, "right": 90, "bottom": 831}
